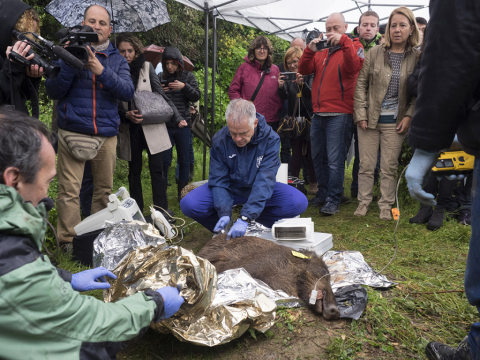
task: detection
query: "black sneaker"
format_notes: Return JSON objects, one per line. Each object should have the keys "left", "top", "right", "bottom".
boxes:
{"left": 426, "top": 336, "right": 472, "bottom": 360}
{"left": 320, "top": 202, "right": 339, "bottom": 215}
{"left": 309, "top": 196, "right": 325, "bottom": 207}
{"left": 458, "top": 214, "right": 471, "bottom": 226}
{"left": 340, "top": 193, "right": 351, "bottom": 204}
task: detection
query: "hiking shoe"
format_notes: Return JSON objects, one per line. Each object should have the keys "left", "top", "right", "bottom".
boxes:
{"left": 409, "top": 204, "right": 433, "bottom": 224}
{"left": 354, "top": 204, "right": 368, "bottom": 217}
{"left": 320, "top": 202, "right": 339, "bottom": 215}
{"left": 309, "top": 182, "right": 318, "bottom": 195}
{"left": 425, "top": 336, "right": 472, "bottom": 360}
{"left": 340, "top": 193, "right": 351, "bottom": 204}
{"left": 427, "top": 206, "right": 445, "bottom": 231}
{"left": 309, "top": 196, "right": 325, "bottom": 207}
{"left": 458, "top": 214, "right": 471, "bottom": 226}
{"left": 379, "top": 209, "right": 392, "bottom": 221}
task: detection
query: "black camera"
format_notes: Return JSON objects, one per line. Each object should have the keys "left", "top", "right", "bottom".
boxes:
{"left": 57, "top": 25, "right": 99, "bottom": 65}
{"left": 280, "top": 72, "right": 296, "bottom": 81}
{"left": 315, "top": 38, "right": 335, "bottom": 51}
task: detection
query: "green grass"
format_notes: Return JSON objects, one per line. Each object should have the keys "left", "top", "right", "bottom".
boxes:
{"left": 41, "top": 126, "right": 476, "bottom": 359}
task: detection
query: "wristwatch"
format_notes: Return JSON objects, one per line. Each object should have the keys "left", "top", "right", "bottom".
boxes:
{"left": 240, "top": 215, "right": 252, "bottom": 224}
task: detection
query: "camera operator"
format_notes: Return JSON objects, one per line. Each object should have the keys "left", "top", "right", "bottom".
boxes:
{"left": 0, "top": 0, "right": 43, "bottom": 116}
{"left": 298, "top": 12, "right": 364, "bottom": 216}
{"left": 46, "top": 5, "right": 134, "bottom": 248}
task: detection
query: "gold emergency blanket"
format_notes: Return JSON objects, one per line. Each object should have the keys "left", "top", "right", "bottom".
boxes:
{"left": 104, "top": 245, "right": 276, "bottom": 346}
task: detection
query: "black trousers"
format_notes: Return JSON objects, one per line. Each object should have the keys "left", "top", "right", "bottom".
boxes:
{"left": 128, "top": 125, "right": 168, "bottom": 213}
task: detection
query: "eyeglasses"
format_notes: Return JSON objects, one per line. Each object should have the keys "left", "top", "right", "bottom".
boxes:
{"left": 287, "top": 59, "right": 299, "bottom": 66}
{"left": 256, "top": 47, "right": 268, "bottom": 53}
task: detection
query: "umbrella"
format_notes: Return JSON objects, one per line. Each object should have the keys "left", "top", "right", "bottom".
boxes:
{"left": 144, "top": 44, "right": 195, "bottom": 72}
{"left": 45, "top": 0, "right": 171, "bottom": 33}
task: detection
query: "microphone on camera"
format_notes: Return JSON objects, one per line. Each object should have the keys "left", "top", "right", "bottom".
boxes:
{"left": 31, "top": 33, "right": 84, "bottom": 70}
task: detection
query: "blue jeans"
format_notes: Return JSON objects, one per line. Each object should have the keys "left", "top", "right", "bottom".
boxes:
{"left": 175, "top": 131, "right": 194, "bottom": 179}
{"left": 310, "top": 114, "right": 353, "bottom": 206}
{"left": 465, "top": 159, "right": 480, "bottom": 358}
{"left": 163, "top": 127, "right": 191, "bottom": 183}
{"left": 180, "top": 182, "right": 308, "bottom": 232}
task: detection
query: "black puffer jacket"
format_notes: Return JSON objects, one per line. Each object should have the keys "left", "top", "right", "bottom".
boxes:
{"left": 407, "top": 57, "right": 421, "bottom": 97}
{"left": 277, "top": 74, "right": 313, "bottom": 119}
{"left": 159, "top": 47, "right": 201, "bottom": 128}
{"left": 0, "top": 0, "right": 40, "bottom": 117}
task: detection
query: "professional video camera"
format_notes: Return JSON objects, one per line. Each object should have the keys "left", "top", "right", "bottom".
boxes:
{"left": 56, "top": 25, "right": 99, "bottom": 65}
{"left": 9, "top": 30, "right": 84, "bottom": 79}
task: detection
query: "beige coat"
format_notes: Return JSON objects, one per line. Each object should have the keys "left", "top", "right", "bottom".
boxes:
{"left": 354, "top": 45, "right": 419, "bottom": 129}
{"left": 117, "top": 62, "right": 172, "bottom": 161}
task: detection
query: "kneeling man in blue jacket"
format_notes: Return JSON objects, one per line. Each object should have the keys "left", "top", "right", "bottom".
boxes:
{"left": 181, "top": 99, "right": 308, "bottom": 239}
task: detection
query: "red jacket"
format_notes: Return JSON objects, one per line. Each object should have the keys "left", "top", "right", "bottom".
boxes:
{"left": 298, "top": 34, "right": 364, "bottom": 115}
{"left": 228, "top": 56, "right": 282, "bottom": 123}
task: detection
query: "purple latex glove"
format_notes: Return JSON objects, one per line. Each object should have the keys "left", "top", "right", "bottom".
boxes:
{"left": 213, "top": 216, "right": 230, "bottom": 233}
{"left": 71, "top": 267, "right": 117, "bottom": 292}
{"left": 156, "top": 286, "right": 184, "bottom": 319}
{"left": 226, "top": 218, "right": 248, "bottom": 240}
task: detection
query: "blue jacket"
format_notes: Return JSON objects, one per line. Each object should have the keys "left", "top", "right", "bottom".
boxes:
{"left": 46, "top": 42, "right": 134, "bottom": 137}
{"left": 208, "top": 113, "right": 280, "bottom": 220}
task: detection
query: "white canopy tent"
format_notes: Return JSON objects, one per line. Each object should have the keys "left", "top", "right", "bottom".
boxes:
{"left": 171, "top": 0, "right": 430, "bottom": 176}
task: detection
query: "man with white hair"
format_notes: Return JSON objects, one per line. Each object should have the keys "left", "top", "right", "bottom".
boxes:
{"left": 181, "top": 99, "right": 308, "bottom": 239}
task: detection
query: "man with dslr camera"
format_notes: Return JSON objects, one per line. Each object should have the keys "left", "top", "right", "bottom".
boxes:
{"left": 46, "top": 5, "right": 134, "bottom": 247}
{"left": 0, "top": 0, "right": 43, "bottom": 117}
{"left": 298, "top": 12, "right": 364, "bottom": 215}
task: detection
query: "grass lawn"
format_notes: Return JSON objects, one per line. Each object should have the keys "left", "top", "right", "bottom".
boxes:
{"left": 45, "top": 139, "right": 476, "bottom": 360}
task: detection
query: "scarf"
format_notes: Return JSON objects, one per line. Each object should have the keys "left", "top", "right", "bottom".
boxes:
{"left": 128, "top": 53, "right": 145, "bottom": 88}
{"left": 91, "top": 40, "right": 110, "bottom": 52}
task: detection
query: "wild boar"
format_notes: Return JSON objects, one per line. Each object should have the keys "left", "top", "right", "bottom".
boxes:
{"left": 197, "top": 235, "right": 340, "bottom": 320}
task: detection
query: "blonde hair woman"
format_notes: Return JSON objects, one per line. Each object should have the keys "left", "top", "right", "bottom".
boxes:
{"left": 353, "top": 7, "right": 421, "bottom": 220}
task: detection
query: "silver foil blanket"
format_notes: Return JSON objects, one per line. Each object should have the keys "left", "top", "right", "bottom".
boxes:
{"left": 323, "top": 251, "right": 397, "bottom": 292}
{"left": 92, "top": 221, "right": 167, "bottom": 270}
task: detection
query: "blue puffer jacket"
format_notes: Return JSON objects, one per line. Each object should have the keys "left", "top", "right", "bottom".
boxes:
{"left": 46, "top": 42, "right": 134, "bottom": 137}
{"left": 208, "top": 113, "right": 280, "bottom": 220}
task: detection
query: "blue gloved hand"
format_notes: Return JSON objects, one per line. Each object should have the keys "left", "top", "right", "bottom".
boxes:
{"left": 406, "top": 149, "right": 439, "bottom": 206}
{"left": 213, "top": 216, "right": 230, "bottom": 233}
{"left": 156, "top": 286, "right": 185, "bottom": 319}
{"left": 226, "top": 219, "right": 248, "bottom": 240}
{"left": 71, "top": 267, "right": 117, "bottom": 292}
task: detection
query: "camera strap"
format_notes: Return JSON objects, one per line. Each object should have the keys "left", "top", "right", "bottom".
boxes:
{"left": 250, "top": 72, "right": 266, "bottom": 103}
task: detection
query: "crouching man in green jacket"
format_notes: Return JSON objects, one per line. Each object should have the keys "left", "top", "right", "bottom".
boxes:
{"left": 0, "top": 107, "right": 184, "bottom": 359}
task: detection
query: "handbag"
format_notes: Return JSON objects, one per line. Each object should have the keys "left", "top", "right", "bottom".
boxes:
{"left": 250, "top": 71, "right": 266, "bottom": 102}
{"left": 191, "top": 110, "right": 212, "bottom": 148}
{"left": 132, "top": 90, "right": 174, "bottom": 125}
{"left": 277, "top": 96, "right": 311, "bottom": 140}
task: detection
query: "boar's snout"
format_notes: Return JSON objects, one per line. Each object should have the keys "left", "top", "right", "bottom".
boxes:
{"left": 323, "top": 302, "right": 340, "bottom": 320}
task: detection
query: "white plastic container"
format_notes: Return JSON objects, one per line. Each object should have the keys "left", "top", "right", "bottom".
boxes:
{"left": 259, "top": 231, "right": 333, "bottom": 257}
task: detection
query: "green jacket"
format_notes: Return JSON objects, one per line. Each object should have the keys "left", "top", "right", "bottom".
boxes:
{"left": 350, "top": 29, "right": 382, "bottom": 53}
{"left": 0, "top": 184, "right": 164, "bottom": 360}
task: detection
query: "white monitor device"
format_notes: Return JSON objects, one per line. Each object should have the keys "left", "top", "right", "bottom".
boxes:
{"left": 74, "top": 187, "right": 145, "bottom": 236}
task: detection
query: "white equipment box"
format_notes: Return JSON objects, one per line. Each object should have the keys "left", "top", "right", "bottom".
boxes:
{"left": 259, "top": 231, "right": 333, "bottom": 257}
{"left": 271, "top": 218, "right": 314, "bottom": 241}
{"left": 74, "top": 187, "right": 145, "bottom": 236}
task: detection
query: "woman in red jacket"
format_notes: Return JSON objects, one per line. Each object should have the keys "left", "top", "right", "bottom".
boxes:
{"left": 229, "top": 36, "right": 282, "bottom": 127}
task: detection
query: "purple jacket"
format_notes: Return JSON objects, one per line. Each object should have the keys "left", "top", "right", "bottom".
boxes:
{"left": 228, "top": 56, "right": 282, "bottom": 123}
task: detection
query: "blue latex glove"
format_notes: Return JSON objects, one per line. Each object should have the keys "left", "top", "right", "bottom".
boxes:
{"left": 226, "top": 218, "right": 248, "bottom": 240}
{"left": 71, "top": 267, "right": 117, "bottom": 292}
{"left": 156, "top": 286, "right": 185, "bottom": 319}
{"left": 406, "top": 149, "right": 439, "bottom": 206}
{"left": 213, "top": 216, "right": 230, "bottom": 233}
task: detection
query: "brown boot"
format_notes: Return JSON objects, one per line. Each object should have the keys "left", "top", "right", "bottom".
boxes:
{"left": 309, "top": 182, "right": 318, "bottom": 195}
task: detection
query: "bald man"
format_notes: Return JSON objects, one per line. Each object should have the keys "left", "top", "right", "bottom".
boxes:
{"left": 298, "top": 12, "right": 364, "bottom": 215}
{"left": 46, "top": 4, "right": 134, "bottom": 248}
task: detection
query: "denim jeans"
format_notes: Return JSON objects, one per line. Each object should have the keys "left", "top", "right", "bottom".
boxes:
{"left": 175, "top": 131, "right": 194, "bottom": 179}
{"left": 163, "top": 127, "right": 191, "bottom": 182}
{"left": 180, "top": 182, "right": 308, "bottom": 231}
{"left": 465, "top": 159, "right": 480, "bottom": 358}
{"left": 310, "top": 114, "right": 353, "bottom": 206}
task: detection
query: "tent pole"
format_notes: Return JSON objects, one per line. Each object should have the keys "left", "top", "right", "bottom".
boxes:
{"left": 211, "top": 13, "right": 217, "bottom": 142}
{"left": 202, "top": 2, "right": 209, "bottom": 180}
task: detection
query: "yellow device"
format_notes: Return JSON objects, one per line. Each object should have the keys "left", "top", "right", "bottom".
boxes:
{"left": 431, "top": 151, "right": 475, "bottom": 176}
